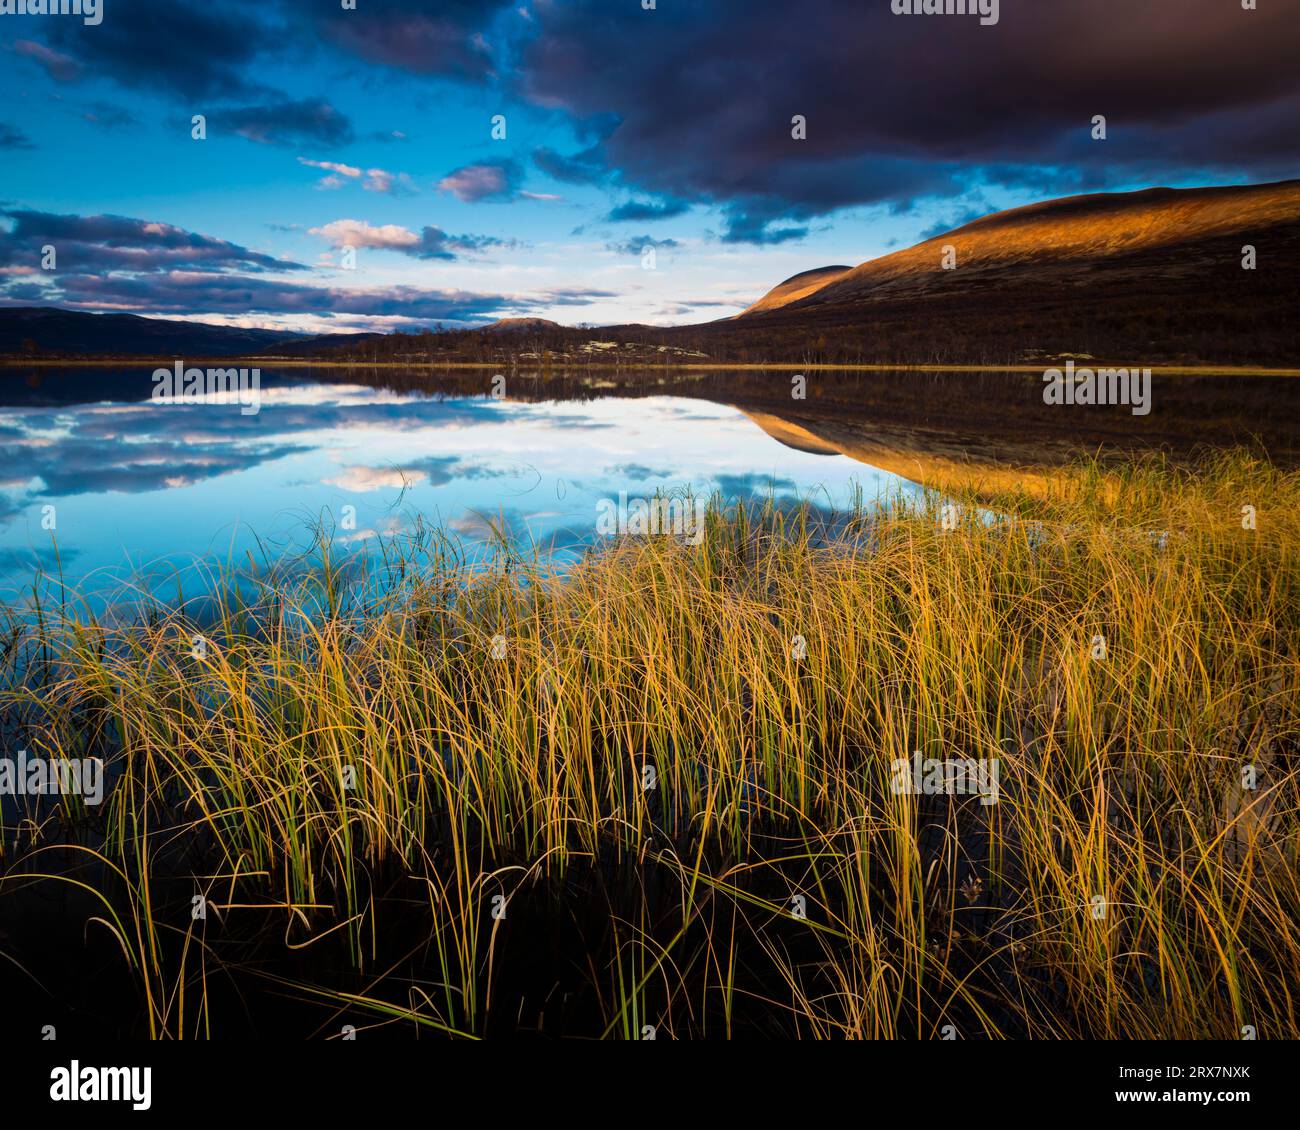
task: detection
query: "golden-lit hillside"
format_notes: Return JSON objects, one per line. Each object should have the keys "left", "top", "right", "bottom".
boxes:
{"left": 692, "top": 179, "right": 1300, "bottom": 364}
{"left": 737, "top": 264, "right": 853, "bottom": 315}
{"left": 784, "top": 179, "right": 1300, "bottom": 310}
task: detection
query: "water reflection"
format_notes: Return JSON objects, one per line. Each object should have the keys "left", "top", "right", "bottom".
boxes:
{"left": 0, "top": 367, "right": 904, "bottom": 599}
{"left": 1, "top": 364, "right": 1296, "bottom": 601}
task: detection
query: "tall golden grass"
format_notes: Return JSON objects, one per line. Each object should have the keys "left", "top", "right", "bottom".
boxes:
{"left": 1, "top": 449, "right": 1296, "bottom": 1039}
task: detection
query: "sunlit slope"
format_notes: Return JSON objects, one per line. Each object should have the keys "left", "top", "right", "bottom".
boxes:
{"left": 737, "top": 265, "right": 853, "bottom": 316}
{"left": 714, "top": 179, "right": 1300, "bottom": 364}
{"left": 794, "top": 180, "right": 1300, "bottom": 308}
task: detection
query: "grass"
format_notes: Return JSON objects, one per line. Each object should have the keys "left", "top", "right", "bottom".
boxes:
{"left": 0, "top": 448, "right": 1296, "bottom": 1039}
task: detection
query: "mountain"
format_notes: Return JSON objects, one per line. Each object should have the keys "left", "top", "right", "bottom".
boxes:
{"left": 479, "top": 317, "right": 564, "bottom": 333}
{"left": 709, "top": 179, "right": 1300, "bottom": 364}
{"left": 0, "top": 307, "right": 306, "bottom": 357}
{"left": 269, "top": 331, "right": 388, "bottom": 355}
{"left": 0, "top": 307, "right": 398, "bottom": 359}
{"left": 737, "top": 265, "right": 852, "bottom": 316}
{"left": 768, "top": 180, "right": 1298, "bottom": 313}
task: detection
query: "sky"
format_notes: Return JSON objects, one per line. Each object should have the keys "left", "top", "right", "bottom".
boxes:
{"left": 0, "top": 0, "right": 1296, "bottom": 333}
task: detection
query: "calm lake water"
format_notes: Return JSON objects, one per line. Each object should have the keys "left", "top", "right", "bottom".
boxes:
{"left": 0, "top": 366, "right": 917, "bottom": 602}
{"left": 3, "top": 364, "right": 1297, "bottom": 606}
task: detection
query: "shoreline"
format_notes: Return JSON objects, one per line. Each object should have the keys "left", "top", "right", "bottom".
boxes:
{"left": 4, "top": 358, "right": 1300, "bottom": 376}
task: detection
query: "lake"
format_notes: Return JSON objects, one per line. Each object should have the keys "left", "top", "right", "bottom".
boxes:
{"left": 1, "top": 364, "right": 1297, "bottom": 604}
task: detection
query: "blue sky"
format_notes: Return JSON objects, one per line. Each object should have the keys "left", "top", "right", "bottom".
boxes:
{"left": 0, "top": 0, "right": 1295, "bottom": 332}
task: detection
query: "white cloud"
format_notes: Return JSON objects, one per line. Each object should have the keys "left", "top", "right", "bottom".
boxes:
{"left": 308, "top": 219, "right": 421, "bottom": 251}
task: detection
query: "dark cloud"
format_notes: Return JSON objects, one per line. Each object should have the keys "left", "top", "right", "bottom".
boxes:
{"left": 531, "top": 145, "right": 608, "bottom": 185}
{"left": 16, "top": 1, "right": 1296, "bottom": 242}
{"left": 606, "top": 198, "right": 690, "bottom": 223}
{"left": 412, "top": 227, "right": 515, "bottom": 259}
{"left": 22, "top": 272, "right": 483, "bottom": 320}
{"left": 0, "top": 210, "right": 307, "bottom": 274}
{"left": 606, "top": 235, "right": 679, "bottom": 256}
{"left": 26, "top": 0, "right": 515, "bottom": 104}
{"left": 537, "top": 287, "right": 620, "bottom": 308}
{"left": 42, "top": 0, "right": 277, "bottom": 100}
{"left": 288, "top": 0, "right": 512, "bottom": 81}
{"left": 0, "top": 282, "right": 45, "bottom": 303}
{"left": 215, "top": 99, "right": 355, "bottom": 147}
{"left": 0, "top": 209, "right": 594, "bottom": 324}
{"left": 1, "top": 263, "right": 614, "bottom": 324}
{"left": 519, "top": 0, "right": 1300, "bottom": 237}
{"left": 717, "top": 214, "right": 809, "bottom": 246}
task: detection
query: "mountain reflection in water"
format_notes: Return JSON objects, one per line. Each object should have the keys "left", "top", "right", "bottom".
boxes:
{"left": 0, "top": 364, "right": 1295, "bottom": 600}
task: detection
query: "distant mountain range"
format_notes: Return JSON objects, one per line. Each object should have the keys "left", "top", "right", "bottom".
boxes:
{"left": 0, "top": 307, "right": 383, "bottom": 359}
{"left": 3, "top": 179, "right": 1298, "bottom": 366}
{"left": 0, "top": 307, "right": 560, "bottom": 356}
{"left": 0, "top": 308, "right": 299, "bottom": 357}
